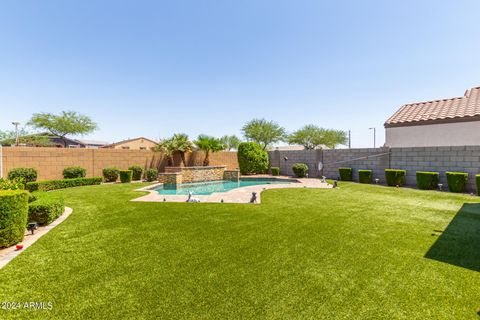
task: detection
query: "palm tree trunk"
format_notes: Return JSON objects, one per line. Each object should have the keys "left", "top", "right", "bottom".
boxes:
{"left": 180, "top": 152, "right": 187, "bottom": 167}
{"left": 203, "top": 151, "right": 210, "bottom": 166}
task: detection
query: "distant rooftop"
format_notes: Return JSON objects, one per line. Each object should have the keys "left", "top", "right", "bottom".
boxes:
{"left": 385, "top": 86, "right": 480, "bottom": 127}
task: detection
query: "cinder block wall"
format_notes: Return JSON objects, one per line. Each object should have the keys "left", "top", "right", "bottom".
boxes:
{"left": 269, "top": 149, "right": 322, "bottom": 177}
{"left": 1, "top": 147, "right": 238, "bottom": 181}
{"left": 323, "top": 148, "right": 390, "bottom": 183}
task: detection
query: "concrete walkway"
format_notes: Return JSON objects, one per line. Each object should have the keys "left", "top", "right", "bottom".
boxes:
{"left": 0, "top": 207, "right": 73, "bottom": 269}
{"left": 133, "top": 176, "right": 331, "bottom": 204}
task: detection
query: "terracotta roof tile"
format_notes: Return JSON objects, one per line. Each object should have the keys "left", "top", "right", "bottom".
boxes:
{"left": 385, "top": 86, "right": 480, "bottom": 126}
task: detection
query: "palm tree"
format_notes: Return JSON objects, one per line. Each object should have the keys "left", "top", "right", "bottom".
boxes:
{"left": 194, "top": 135, "right": 226, "bottom": 166}
{"left": 220, "top": 135, "right": 242, "bottom": 151}
{"left": 171, "top": 133, "right": 193, "bottom": 167}
{"left": 156, "top": 138, "right": 176, "bottom": 166}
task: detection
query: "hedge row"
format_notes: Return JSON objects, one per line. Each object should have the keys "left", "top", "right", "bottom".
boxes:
{"left": 26, "top": 177, "right": 103, "bottom": 192}
{"left": 0, "top": 190, "right": 28, "bottom": 248}
{"left": 28, "top": 197, "right": 65, "bottom": 226}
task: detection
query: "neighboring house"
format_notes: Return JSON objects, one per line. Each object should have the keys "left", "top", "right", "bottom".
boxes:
{"left": 74, "top": 139, "right": 109, "bottom": 149}
{"left": 1, "top": 132, "right": 108, "bottom": 148}
{"left": 385, "top": 86, "right": 480, "bottom": 147}
{"left": 103, "top": 137, "right": 158, "bottom": 150}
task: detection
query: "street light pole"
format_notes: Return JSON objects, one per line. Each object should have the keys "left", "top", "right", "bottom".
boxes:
{"left": 12, "top": 122, "right": 20, "bottom": 146}
{"left": 369, "top": 127, "right": 376, "bottom": 148}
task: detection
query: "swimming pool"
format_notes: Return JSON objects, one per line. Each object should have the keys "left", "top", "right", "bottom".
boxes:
{"left": 153, "top": 178, "right": 298, "bottom": 195}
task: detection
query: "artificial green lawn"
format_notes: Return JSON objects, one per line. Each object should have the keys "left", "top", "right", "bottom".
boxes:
{"left": 0, "top": 182, "right": 479, "bottom": 319}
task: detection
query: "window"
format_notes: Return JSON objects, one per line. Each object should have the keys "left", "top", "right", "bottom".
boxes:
{"left": 140, "top": 147, "right": 147, "bottom": 150}
{"left": 122, "top": 146, "right": 130, "bottom": 150}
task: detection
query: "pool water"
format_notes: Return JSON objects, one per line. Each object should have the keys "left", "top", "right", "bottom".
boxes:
{"left": 154, "top": 178, "right": 297, "bottom": 195}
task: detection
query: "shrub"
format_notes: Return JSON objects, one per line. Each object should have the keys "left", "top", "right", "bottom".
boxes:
{"left": 0, "top": 178, "right": 25, "bottom": 190}
{"left": 103, "top": 168, "right": 119, "bottom": 182}
{"left": 145, "top": 168, "right": 158, "bottom": 182}
{"left": 446, "top": 172, "right": 468, "bottom": 193}
{"left": 26, "top": 177, "right": 102, "bottom": 192}
{"left": 237, "top": 142, "right": 269, "bottom": 175}
{"left": 476, "top": 174, "right": 480, "bottom": 196}
{"left": 119, "top": 170, "right": 133, "bottom": 183}
{"left": 271, "top": 167, "right": 280, "bottom": 176}
{"left": 358, "top": 170, "right": 372, "bottom": 184}
{"left": 28, "top": 193, "right": 37, "bottom": 203}
{"left": 128, "top": 165, "right": 143, "bottom": 181}
{"left": 385, "top": 169, "right": 406, "bottom": 186}
{"left": 338, "top": 168, "right": 353, "bottom": 181}
{"left": 7, "top": 167, "right": 37, "bottom": 184}
{"left": 0, "top": 190, "right": 28, "bottom": 248}
{"left": 416, "top": 171, "right": 439, "bottom": 190}
{"left": 292, "top": 163, "right": 309, "bottom": 178}
{"left": 28, "top": 198, "right": 64, "bottom": 225}
{"left": 62, "top": 166, "right": 86, "bottom": 179}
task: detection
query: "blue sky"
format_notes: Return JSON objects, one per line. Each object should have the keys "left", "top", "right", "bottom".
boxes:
{"left": 0, "top": 0, "right": 479, "bottom": 147}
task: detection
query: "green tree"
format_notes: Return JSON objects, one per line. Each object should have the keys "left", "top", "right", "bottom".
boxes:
{"left": 171, "top": 133, "right": 193, "bottom": 167}
{"left": 194, "top": 135, "right": 226, "bottom": 166}
{"left": 156, "top": 138, "right": 176, "bottom": 166}
{"left": 27, "top": 111, "right": 97, "bottom": 147}
{"left": 323, "top": 129, "right": 348, "bottom": 149}
{"left": 0, "top": 129, "right": 51, "bottom": 147}
{"left": 287, "top": 125, "right": 326, "bottom": 150}
{"left": 220, "top": 135, "right": 242, "bottom": 151}
{"left": 241, "top": 118, "right": 286, "bottom": 150}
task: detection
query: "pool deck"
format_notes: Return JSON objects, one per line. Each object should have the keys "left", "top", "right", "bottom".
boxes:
{"left": 132, "top": 176, "right": 332, "bottom": 204}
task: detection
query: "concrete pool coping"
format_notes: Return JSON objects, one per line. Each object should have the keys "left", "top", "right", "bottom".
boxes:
{"left": 132, "top": 175, "right": 332, "bottom": 204}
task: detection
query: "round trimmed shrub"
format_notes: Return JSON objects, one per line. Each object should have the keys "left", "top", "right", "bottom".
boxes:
{"left": 28, "top": 198, "right": 65, "bottom": 226}
{"left": 416, "top": 171, "right": 439, "bottom": 190}
{"left": 385, "top": 169, "right": 406, "bottom": 186}
{"left": 119, "top": 170, "right": 133, "bottom": 183}
{"left": 292, "top": 163, "right": 309, "bottom": 178}
{"left": 358, "top": 170, "right": 373, "bottom": 184}
{"left": 0, "top": 190, "right": 28, "bottom": 248}
{"left": 339, "top": 168, "right": 353, "bottom": 181}
{"left": 446, "top": 172, "right": 468, "bottom": 193}
{"left": 145, "top": 168, "right": 158, "bottom": 182}
{"left": 103, "top": 168, "right": 119, "bottom": 182}
{"left": 128, "top": 165, "right": 143, "bottom": 181}
{"left": 63, "top": 166, "right": 86, "bottom": 179}
{"left": 7, "top": 167, "right": 37, "bottom": 184}
{"left": 237, "top": 142, "right": 269, "bottom": 175}
{"left": 271, "top": 167, "right": 280, "bottom": 176}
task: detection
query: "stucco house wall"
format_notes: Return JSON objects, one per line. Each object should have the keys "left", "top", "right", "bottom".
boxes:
{"left": 385, "top": 121, "right": 480, "bottom": 147}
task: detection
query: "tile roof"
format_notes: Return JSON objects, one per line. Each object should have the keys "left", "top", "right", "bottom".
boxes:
{"left": 385, "top": 86, "right": 480, "bottom": 127}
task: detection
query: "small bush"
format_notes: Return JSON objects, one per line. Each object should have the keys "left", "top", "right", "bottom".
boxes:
{"left": 0, "top": 190, "right": 28, "bottom": 248}
{"left": 476, "top": 174, "right": 480, "bottom": 196}
{"left": 103, "top": 168, "right": 119, "bottom": 182}
{"left": 338, "top": 168, "right": 353, "bottom": 181}
{"left": 26, "top": 177, "right": 102, "bottom": 192}
{"left": 63, "top": 166, "right": 86, "bottom": 179}
{"left": 358, "top": 170, "right": 372, "bottom": 184}
{"left": 119, "top": 170, "right": 133, "bottom": 183}
{"left": 271, "top": 167, "right": 280, "bottom": 176}
{"left": 385, "top": 169, "right": 406, "bottom": 186}
{"left": 7, "top": 167, "right": 37, "bottom": 184}
{"left": 292, "top": 163, "right": 309, "bottom": 178}
{"left": 28, "top": 193, "right": 37, "bottom": 203}
{"left": 0, "top": 178, "right": 25, "bottom": 190}
{"left": 416, "top": 171, "right": 439, "bottom": 190}
{"left": 28, "top": 198, "right": 65, "bottom": 225}
{"left": 446, "top": 172, "right": 468, "bottom": 193}
{"left": 128, "top": 165, "right": 143, "bottom": 181}
{"left": 145, "top": 168, "right": 158, "bottom": 182}
{"left": 237, "top": 142, "right": 269, "bottom": 175}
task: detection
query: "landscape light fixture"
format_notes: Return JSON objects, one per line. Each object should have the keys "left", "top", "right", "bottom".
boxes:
{"left": 11, "top": 121, "right": 20, "bottom": 146}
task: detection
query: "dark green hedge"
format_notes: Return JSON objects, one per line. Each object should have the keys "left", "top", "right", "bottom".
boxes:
{"left": 103, "top": 168, "right": 119, "bottom": 182}
{"left": 338, "top": 168, "right": 353, "bottom": 181}
{"left": 416, "top": 171, "right": 439, "bottom": 190}
{"left": 237, "top": 142, "right": 269, "bottom": 175}
{"left": 145, "top": 168, "right": 158, "bottom": 182}
{"left": 63, "top": 166, "right": 86, "bottom": 179}
{"left": 292, "top": 163, "right": 308, "bottom": 178}
{"left": 446, "top": 172, "right": 468, "bottom": 193}
{"left": 476, "top": 174, "right": 480, "bottom": 196}
{"left": 270, "top": 167, "right": 280, "bottom": 176}
{"left": 128, "top": 165, "right": 143, "bottom": 181}
{"left": 28, "top": 198, "right": 65, "bottom": 225}
{"left": 0, "top": 190, "right": 28, "bottom": 248}
{"left": 385, "top": 169, "right": 406, "bottom": 186}
{"left": 7, "top": 167, "right": 37, "bottom": 184}
{"left": 358, "top": 170, "right": 372, "bottom": 184}
{"left": 26, "top": 177, "right": 102, "bottom": 192}
{"left": 119, "top": 170, "right": 133, "bottom": 183}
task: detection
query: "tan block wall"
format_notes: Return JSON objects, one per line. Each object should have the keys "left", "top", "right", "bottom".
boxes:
{"left": 1, "top": 147, "right": 238, "bottom": 181}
